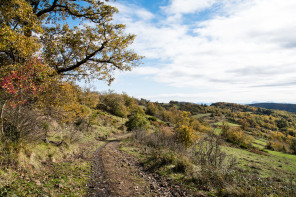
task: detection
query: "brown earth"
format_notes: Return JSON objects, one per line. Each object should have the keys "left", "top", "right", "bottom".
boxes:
{"left": 85, "top": 135, "right": 192, "bottom": 197}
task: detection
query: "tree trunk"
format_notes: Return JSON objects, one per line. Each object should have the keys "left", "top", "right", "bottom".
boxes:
{"left": 0, "top": 101, "right": 7, "bottom": 137}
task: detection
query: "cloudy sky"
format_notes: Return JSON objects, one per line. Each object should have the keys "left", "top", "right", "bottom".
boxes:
{"left": 92, "top": 0, "right": 296, "bottom": 104}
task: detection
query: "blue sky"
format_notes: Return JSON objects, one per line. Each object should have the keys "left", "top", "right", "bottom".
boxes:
{"left": 88, "top": 0, "right": 296, "bottom": 104}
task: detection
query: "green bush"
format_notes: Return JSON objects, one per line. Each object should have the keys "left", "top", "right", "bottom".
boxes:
{"left": 125, "top": 111, "right": 148, "bottom": 131}
{"left": 221, "top": 122, "right": 253, "bottom": 148}
{"left": 148, "top": 116, "right": 157, "bottom": 122}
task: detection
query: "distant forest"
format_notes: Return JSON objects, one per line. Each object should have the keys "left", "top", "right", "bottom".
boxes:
{"left": 249, "top": 103, "right": 296, "bottom": 113}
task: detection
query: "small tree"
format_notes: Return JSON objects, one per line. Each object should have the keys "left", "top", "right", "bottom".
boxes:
{"left": 175, "top": 111, "right": 199, "bottom": 148}
{"left": 0, "top": 58, "right": 50, "bottom": 139}
{"left": 146, "top": 102, "right": 159, "bottom": 116}
{"left": 0, "top": 58, "right": 51, "bottom": 138}
{"left": 125, "top": 108, "right": 148, "bottom": 131}
{"left": 221, "top": 122, "right": 253, "bottom": 149}
{"left": 100, "top": 92, "right": 129, "bottom": 118}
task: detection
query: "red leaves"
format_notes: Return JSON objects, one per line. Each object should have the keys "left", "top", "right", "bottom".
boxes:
{"left": 0, "top": 58, "right": 48, "bottom": 107}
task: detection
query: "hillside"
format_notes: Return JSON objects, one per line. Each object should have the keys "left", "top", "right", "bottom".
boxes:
{"left": 1, "top": 1, "right": 296, "bottom": 196}
{"left": 249, "top": 103, "right": 296, "bottom": 113}
{"left": 1, "top": 92, "right": 296, "bottom": 196}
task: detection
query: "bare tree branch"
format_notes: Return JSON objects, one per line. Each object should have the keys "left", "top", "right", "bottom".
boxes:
{"left": 57, "top": 41, "right": 107, "bottom": 74}
{"left": 36, "top": 0, "right": 59, "bottom": 17}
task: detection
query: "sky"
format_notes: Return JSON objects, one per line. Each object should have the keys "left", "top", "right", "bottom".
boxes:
{"left": 89, "top": 0, "right": 296, "bottom": 104}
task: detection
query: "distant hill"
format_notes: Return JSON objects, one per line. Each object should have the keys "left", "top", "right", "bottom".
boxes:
{"left": 249, "top": 103, "right": 296, "bottom": 113}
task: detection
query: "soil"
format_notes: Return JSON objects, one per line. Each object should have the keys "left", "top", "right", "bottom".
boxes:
{"left": 85, "top": 135, "right": 192, "bottom": 197}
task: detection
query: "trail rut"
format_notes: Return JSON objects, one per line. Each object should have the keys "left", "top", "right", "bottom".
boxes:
{"left": 85, "top": 135, "right": 189, "bottom": 197}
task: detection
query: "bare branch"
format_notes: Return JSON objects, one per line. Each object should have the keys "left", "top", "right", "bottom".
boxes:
{"left": 36, "top": 0, "right": 59, "bottom": 17}
{"left": 57, "top": 41, "right": 107, "bottom": 74}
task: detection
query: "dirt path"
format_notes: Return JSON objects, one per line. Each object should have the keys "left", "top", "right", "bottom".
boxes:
{"left": 85, "top": 135, "right": 189, "bottom": 197}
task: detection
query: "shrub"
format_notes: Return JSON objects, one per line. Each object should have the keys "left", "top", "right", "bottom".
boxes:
{"left": 146, "top": 102, "right": 158, "bottom": 116}
{"left": 221, "top": 122, "right": 253, "bottom": 148}
{"left": 189, "top": 134, "right": 237, "bottom": 169}
{"left": 144, "top": 149, "right": 191, "bottom": 174}
{"left": 176, "top": 125, "right": 198, "bottom": 148}
{"left": 175, "top": 111, "right": 199, "bottom": 148}
{"left": 266, "top": 140, "right": 289, "bottom": 153}
{"left": 2, "top": 107, "right": 45, "bottom": 143}
{"left": 148, "top": 116, "right": 157, "bottom": 122}
{"left": 125, "top": 111, "right": 148, "bottom": 131}
{"left": 99, "top": 92, "right": 129, "bottom": 118}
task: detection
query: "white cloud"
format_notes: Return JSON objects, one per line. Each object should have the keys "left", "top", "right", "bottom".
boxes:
{"left": 109, "top": 0, "right": 296, "bottom": 103}
{"left": 144, "top": 85, "right": 296, "bottom": 104}
{"left": 164, "top": 0, "right": 217, "bottom": 15}
{"left": 109, "top": 2, "right": 155, "bottom": 22}
{"left": 132, "top": 67, "right": 160, "bottom": 75}
{"left": 162, "top": 0, "right": 218, "bottom": 23}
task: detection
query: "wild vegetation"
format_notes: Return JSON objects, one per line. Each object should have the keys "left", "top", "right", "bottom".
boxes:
{"left": 250, "top": 103, "right": 296, "bottom": 114}
{"left": 1, "top": 82, "right": 296, "bottom": 196}
{"left": 120, "top": 101, "right": 296, "bottom": 196}
{"left": 1, "top": 0, "right": 296, "bottom": 196}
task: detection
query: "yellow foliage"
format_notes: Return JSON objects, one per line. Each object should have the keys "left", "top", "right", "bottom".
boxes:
{"left": 0, "top": 0, "right": 43, "bottom": 64}
{"left": 176, "top": 112, "right": 199, "bottom": 147}
{"left": 37, "top": 80, "right": 90, "bottom": 123}
{"left": 176, "top": 125, "right": 199, "bottom": 148}
{"left": 270, "top": 131, "right": 285, "bottom": 142}
{"left": 222, "top": 123, "right": 253, "bottom": 148}
{"left": 79, "top": 90, "right": 100, "bottom": 109}
{"left": 266, "top": 140, "right": 289, "bottom": 153}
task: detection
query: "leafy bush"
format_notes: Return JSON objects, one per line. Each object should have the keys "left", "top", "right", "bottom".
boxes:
{"left": 175, "top": 112, "right": 199, "bottom": 148}
{"left": 146, "top": 102, "right": 159, "bottom": 116}
{"left": 148, "top": 116, "right": 157, "bottom": 122}
{"left": 266, "top": 140, "right": 289, "bottom": 153}
{"left": 125, "top": 111, "right": 148, "bottom": 131}
{"left": 144, "top": 149, "right": 191, "bottom": 174}
{"left": 99, "top": 92, "right": 129, "bottom": 118}
{"left": 221, "top": 122, "right": 253, "bottom": 148}
{"left": 176, "top": 125, "right": 198, "bottom": 148}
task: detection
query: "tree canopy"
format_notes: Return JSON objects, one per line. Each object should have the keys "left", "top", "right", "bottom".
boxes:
{"left": 0, "top": 0, "right": 142, "bottom": 83}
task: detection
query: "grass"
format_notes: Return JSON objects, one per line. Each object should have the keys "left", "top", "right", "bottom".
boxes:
{"left": 0, "top": 137, "right": 98, "bottom": 196}
{"left": 214, "top": 121, "right": 240, "bottom": 127}
{"left": 252, "top": 138, "right": 267, "bottom": 149}
{"left": 0, "top": 110, "right": 123, "bottom": 196}
{"left": 214, "top": 128, "right": 222, "bottom": 135}
{"left": 0, "top": 161, "right": 90, "bottom": 196}
{"left": 221, "top": 144, "right": 296, "bottom": 180}
{"left": 121, "top": 130, "right": 296, "bottom": 196}
{"left": 268, "top": 150, "right": 296, "bottom": 161}
{"left": 119, "top": 140, "right": 146, "bottom": 161}
{"left": 194, "top": 113, "right": 211, "bottom": 118}
{"left": 108, "top": 114, "right": 127, "bottom": 125}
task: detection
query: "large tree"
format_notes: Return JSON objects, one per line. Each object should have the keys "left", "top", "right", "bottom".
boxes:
{"left": 0, "top": 0, "right": 142, "bottom": 83}
{"left": 0, "top": 0, "right": 43, "bottom": 68}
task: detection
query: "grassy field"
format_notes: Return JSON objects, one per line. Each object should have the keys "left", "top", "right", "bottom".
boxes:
{"left": 194, "top": 113, "right": 211, "bottom": 118}
{"left": 214, "top": 128, "right": 222, "bottom": 134}
{"left": 121, "top": 132, "right": 296, "bottom": 196}
{"left": 221, "top": 144, "right": 296, "bottom": 180}
{"left": 252, "top": 138, "right": 267, "bottom": 148}
{"left": 214, "top": 121, "right": 240, "bottom": 127}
